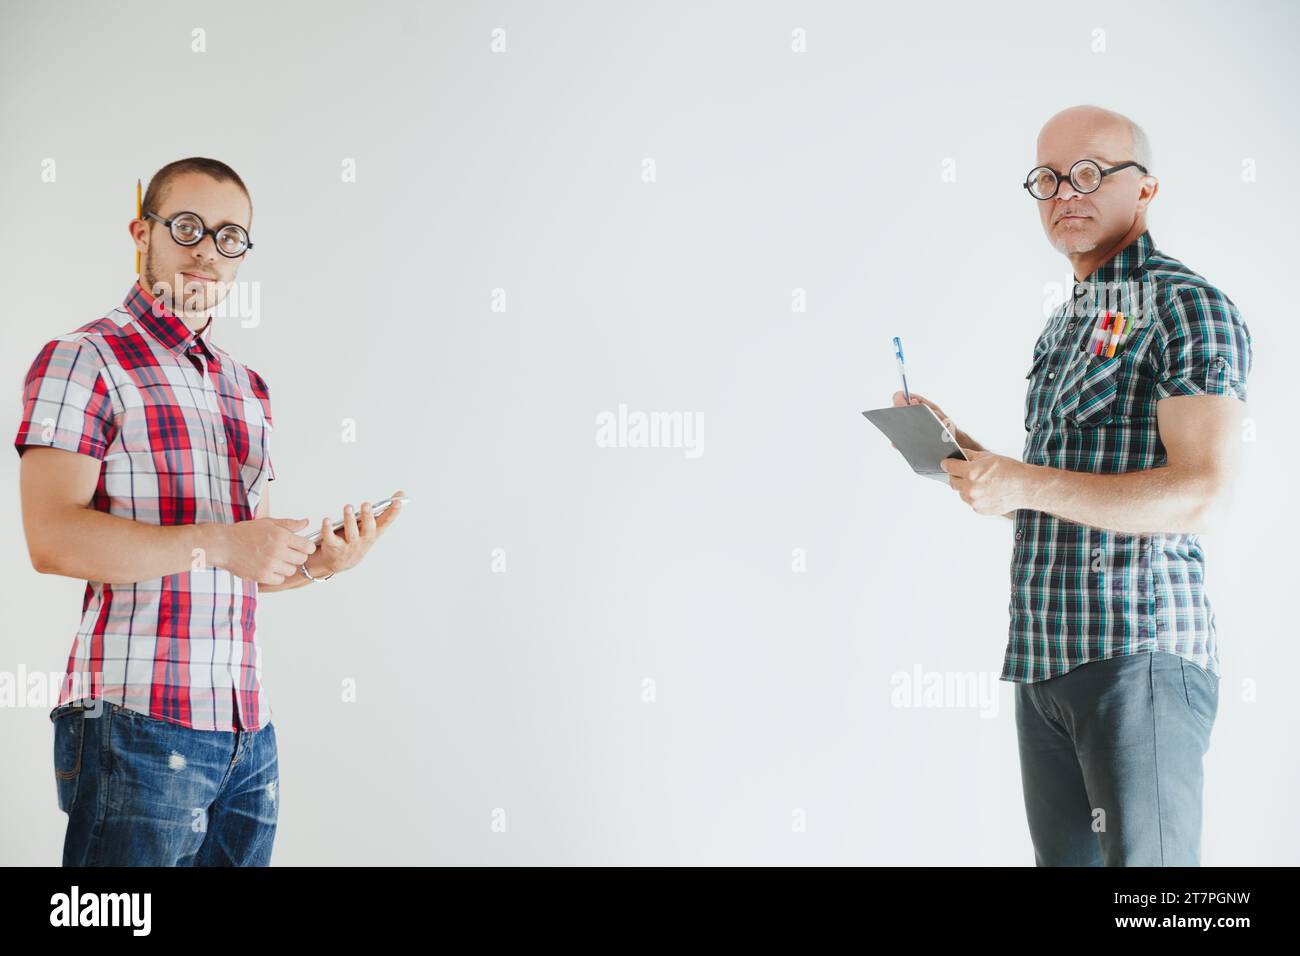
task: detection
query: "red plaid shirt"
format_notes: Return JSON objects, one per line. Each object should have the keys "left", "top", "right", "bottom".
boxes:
{"left": 14, "top": 280, "right": 277, "bottom": 731}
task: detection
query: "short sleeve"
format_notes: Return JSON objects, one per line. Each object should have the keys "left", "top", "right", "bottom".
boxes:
{"left": 247, "top": 366, "right": 274, "bottom": 481}
{"left": 1152, "top": 283, "right": 1252, "bottom": 402}
{"left": 13, "top": 337, "right": 116, "bottom": 460}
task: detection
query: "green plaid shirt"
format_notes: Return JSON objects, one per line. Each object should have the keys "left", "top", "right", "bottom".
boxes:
{"left": 1003, "top": 230, "right": 1252, "bottom": 683}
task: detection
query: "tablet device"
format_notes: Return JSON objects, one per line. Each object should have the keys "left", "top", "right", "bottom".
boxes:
{"left": 861, "top": 404, "right": 970, "bottom": 483}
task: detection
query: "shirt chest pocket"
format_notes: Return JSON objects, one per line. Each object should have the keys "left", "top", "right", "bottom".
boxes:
{"left": 1023, "top": 349, "right": 1051, "bottom": 431}
{"left": 1055, "top": 353, "right": 1122, "bottom": 427}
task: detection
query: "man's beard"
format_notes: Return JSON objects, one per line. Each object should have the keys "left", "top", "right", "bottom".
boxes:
{"left": 142, "top": 252, "right": 215, "bottom": 315}
{"left": 1053, "top": 233, "right": 1098, "bottom": 255}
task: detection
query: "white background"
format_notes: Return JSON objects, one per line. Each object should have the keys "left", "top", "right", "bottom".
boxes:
{"left": 1, "top": 0, "right": 1296, "bottom": 864}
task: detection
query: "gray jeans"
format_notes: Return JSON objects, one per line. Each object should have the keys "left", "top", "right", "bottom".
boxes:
{"left": 1014, "top": 650, "right": 1219, "bottom": 866}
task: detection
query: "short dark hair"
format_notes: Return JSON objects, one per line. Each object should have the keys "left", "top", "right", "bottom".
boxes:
{"left": 142, "top": 157, "right": 253, "bottom": 224}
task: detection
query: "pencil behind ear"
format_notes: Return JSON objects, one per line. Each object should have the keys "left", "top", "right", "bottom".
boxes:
{"left": 135, "top": 178, "right": 142, "bottom": 274}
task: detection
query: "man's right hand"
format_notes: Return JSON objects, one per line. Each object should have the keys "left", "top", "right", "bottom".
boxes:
{"left": 887, "top": 392, "right": 1006, "bottom": 519}
{"left": 210, "top": 517, "right": 317, "bottom": 585}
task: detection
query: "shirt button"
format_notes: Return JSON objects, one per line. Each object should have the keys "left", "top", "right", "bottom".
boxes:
{"left": 1066, "top": 322, "right": 1075, "bottom": 331}
{"left": 1032, "top": 423, "right": 1040, "bottom": 431}
{"left": 1048, "top": 372, "right": 1055, "bottom": 379}
{"left": 1015, "top": 531, "right": 1023, "bottom": 541}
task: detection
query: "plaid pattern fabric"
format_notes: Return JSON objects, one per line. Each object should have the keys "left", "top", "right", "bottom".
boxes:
{"left": 14, "top": 280, "right": 277, "bottom": 730}
{"left": 1004, "top": 230, "right": 1252, "bottom": 683}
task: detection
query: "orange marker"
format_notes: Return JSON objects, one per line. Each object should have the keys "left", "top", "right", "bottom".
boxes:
{"left": 135, "top": 178, "right": 142, "bottom": 274}
{"left": 1106, "top": 313, "right": 1126, "bottom": 357}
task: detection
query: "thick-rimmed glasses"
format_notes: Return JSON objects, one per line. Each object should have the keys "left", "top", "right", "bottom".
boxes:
{"left": 144, "top": 210, "right": 253, "bottom": 257}
{"left": 1023, "top": 159, "right": 1148, "bottom": 201}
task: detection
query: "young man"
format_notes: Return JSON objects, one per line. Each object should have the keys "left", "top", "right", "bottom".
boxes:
{"left": 893, "top": 106, "right": 1251, "bottom": 865}
{"left": 15, "top": 157, "right": 405, "bottom": 865}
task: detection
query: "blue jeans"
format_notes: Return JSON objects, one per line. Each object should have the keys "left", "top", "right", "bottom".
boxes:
{"left": 1015, "top": 650, "right": 1219, "bottom": 866}
{"left": 52, "top": 700, "right": 279, "bottom": 866}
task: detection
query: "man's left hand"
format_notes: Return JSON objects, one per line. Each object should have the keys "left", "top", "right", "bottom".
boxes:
{"left": 313, "top": 489, "right": 406, "bottom": 574}
{"left": 940, "top": 451, "right": 1030, "bottom": 516}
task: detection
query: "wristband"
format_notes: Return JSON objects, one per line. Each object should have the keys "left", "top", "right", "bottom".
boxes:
{"left": 300, "top": 562, "right": 335, "bottom": 582}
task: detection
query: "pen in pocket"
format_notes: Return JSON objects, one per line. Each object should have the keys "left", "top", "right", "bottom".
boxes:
{"left": 1088, "top": 312, "right": 1113, "bottom": 355}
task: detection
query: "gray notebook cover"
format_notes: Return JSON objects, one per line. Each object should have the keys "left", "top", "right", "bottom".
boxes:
{"left": 861, "top": 404, "right": 970, "bottom": 483}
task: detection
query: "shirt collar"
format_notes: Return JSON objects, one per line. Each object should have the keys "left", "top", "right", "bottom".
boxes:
{"left": 1077, "top": 229, "right": 1157, "bottom": 288}
{"left": 125, "top": 279, "right": 217, "bottom": 360}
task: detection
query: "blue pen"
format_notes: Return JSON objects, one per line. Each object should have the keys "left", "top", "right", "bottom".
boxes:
{"left": 893, "top": 336, "right": 911, "bottom": 404}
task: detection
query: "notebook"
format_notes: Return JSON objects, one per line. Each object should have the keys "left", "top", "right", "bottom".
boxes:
{"left": 861, "top": 404, "right": 970, "bottom": 483}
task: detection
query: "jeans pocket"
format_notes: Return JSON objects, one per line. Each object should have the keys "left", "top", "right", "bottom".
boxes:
{"left": 108, "top": 702, "right": 170, "bottom": 724}
{"left": 52, "top": 710, "right": 86, "bottom": 814}
{"left": 1180, "top": 658, "right": 1219, "bottom": 731}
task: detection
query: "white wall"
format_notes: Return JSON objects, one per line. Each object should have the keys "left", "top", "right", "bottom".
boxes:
{"left": 1, "top": 0, "right": 1295, "bottom": 864}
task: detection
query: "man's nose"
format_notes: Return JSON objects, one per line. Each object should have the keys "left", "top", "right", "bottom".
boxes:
{"left": 1055, "top": 179, "right": 1084, "bottom": 201}
{"left": 190, "top": 234, "right": 220, "bottom": 260}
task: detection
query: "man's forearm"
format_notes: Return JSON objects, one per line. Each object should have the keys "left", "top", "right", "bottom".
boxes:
{"left": 30, "top": 506, "right": 227, "bottom": 584}
{"left": 1019, "top": 462, "right": 1219, "bottom": 535}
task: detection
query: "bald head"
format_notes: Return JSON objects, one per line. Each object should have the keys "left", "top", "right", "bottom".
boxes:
{"left": 1032, "top": 104, "right": 1158, "bottom": 262}
{"left": 1038, "top": 105, "right": 1151, "bottom": 171}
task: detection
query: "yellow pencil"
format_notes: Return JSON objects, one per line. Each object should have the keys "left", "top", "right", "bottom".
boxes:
{"left": 135, "top": 178, "right": 142, "bottom": 274}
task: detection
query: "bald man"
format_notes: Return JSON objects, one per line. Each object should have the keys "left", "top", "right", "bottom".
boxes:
{"left": 894, "top": 105, "right": 1251, "bottom": 865}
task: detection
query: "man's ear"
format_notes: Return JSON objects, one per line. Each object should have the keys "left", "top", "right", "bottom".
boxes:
{"left": 1136, "top": 175, "right": 1159, "bottom": 212}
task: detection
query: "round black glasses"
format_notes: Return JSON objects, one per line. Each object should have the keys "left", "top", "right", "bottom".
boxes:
{"left": 1023, "top": 159, "right": 1148, "bottom": 200}
{"left": 144, "top": 210, "right": 253, "bottom": 257}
